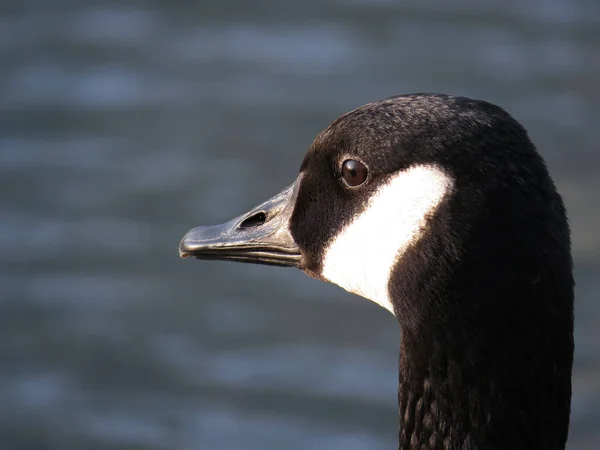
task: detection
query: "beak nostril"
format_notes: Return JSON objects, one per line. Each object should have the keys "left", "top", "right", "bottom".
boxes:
{"left": 239, "top": 212, "right": 267, "bottom": 229}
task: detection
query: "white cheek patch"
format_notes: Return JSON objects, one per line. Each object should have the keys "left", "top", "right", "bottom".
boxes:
{"left": 321, "top": 164, "right": 453, "bottom": 315}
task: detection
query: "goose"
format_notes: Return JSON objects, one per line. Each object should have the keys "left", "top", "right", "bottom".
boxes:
{"left": 179, "top": 94, "right": 574, "bottom": 449}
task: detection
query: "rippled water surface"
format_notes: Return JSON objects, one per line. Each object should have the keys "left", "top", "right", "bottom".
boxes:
{"left": 1, "top": 1, "right": 599, "bottom": 448}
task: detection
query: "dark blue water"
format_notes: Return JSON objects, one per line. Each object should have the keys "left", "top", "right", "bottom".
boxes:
{"left": 1, "top": 1, "right": 599, "bottom": 448}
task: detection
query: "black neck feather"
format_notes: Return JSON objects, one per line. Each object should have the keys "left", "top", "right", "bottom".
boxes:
{"left": 390, "top": 158, "right": 574, "bottom": 449}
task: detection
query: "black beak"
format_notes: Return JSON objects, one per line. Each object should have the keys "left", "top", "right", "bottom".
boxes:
{"left": 179, "top": 177, "right": 302, "bottom": 267}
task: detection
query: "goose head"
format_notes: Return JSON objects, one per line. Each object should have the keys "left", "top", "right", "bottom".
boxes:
{"left": 179, "top": 94, "right": 574, "bottom": 449}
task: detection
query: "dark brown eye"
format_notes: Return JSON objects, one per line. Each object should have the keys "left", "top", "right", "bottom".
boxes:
{"left": 341, "top": 159, "right": 368, "bottom": 187}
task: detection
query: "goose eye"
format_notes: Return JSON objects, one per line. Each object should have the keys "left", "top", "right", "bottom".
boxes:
{"left": 341, "top": 159, "right": 368, "bottom": 187}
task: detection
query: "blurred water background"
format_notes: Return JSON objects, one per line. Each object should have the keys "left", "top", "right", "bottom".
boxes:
{"left": 1, "top": 1, "right": 599, "bottom": 449}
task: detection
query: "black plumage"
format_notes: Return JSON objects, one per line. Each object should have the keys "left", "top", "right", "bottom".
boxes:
{"left": 180, "top": 94, "right": 574, "bottom": 450}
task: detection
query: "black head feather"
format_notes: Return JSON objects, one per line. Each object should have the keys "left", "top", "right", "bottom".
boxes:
{"left": 290, "top": 94, "right": 574, "bottom": 449}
